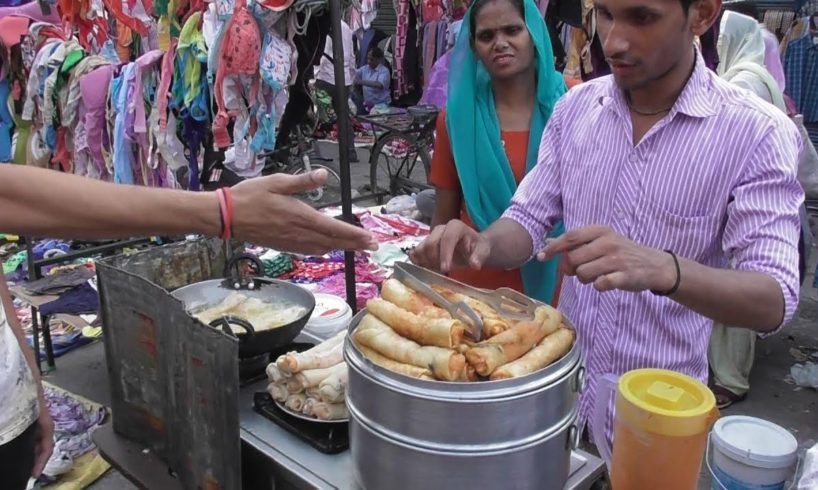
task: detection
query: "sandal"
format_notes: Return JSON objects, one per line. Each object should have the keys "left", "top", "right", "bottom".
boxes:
{"left": 710, "top": 384, "right": 747, "bottom": 409}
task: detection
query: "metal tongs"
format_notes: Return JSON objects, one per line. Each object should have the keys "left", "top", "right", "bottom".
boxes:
{"left": 392, "top": 262, "right": 539, "bottom": 342}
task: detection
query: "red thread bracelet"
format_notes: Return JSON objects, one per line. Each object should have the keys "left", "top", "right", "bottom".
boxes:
{"left": 215, "top": 188, "right": 228, "bottom": 239}
{"left": 221, "top": 187, "right": 234, "bottom": 240}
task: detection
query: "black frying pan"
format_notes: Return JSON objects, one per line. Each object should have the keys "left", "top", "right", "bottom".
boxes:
{"left": 171, "top": 276, "right": 316, "bottom": 358}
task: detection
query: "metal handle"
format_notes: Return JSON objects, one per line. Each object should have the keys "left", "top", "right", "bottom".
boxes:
{"left": 223, "top": 253, "right": 264, "bottom": 290}
{"left": 567, "top": 425, "right": 581, "bottom": 451}
{"left": 209, "top": 316, "right": 255, "bottom": 343}
{"left": 573, "top": 366, "right": 587, "bottom": 394}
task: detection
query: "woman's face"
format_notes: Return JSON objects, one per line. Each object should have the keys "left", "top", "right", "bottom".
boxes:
{"left": 472, "top": 0, "right": 534, "bottom": 81}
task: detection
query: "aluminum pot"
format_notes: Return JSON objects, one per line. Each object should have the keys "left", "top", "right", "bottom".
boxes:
{"left": 344, "top": 310, "right": 584, "bottom": 446}
{"left": 344, "top": 309, "right": 585, "bottom": 489}
{"left": 349, "top": 402, "right": 580, "bottom": 490}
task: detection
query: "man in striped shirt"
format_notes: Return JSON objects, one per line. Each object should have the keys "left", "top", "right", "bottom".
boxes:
{"left": 412, "top": 0, "right": 803, "bottom": 440}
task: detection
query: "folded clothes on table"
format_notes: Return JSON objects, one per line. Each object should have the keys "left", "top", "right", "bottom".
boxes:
{"left": 23, "top": 268, "right": 95, "bottom": 295}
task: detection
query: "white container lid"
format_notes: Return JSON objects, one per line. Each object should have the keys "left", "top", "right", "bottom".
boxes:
{"left": 308, "top": 294, "right": 352, "bottom": 327}
{"left": 712, "top": 416, "right": 798, "bottom": 469}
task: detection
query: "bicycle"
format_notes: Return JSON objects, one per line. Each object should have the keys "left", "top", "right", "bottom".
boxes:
{"left": 360, "top": 105, "right": 438, "bottom": 205}
{"left": 261, "top": 104, "right": 343, "bottom": 205}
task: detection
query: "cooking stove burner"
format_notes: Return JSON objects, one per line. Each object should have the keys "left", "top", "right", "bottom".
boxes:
{"left": 254, "top": 392, "right": 349, "bottom": 454}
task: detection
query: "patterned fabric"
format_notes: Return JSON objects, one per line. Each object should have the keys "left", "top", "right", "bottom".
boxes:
{"left": 393, "top": 0, "right": 411, "bottom": 97}
{"left": 212, "top": 0, "right": 261, "bottom": 148}
{"left": 784, "top": 34, "right": 818, "bottom": 123}
{"left": 502, "top": 51, "right": 802, "bottom": 438}
{"left": 0, "top": 301, "right": 39, "bottom": 445}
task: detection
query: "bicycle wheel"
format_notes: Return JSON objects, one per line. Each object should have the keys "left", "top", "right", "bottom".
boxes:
{"left": 293, "top": 163, "right": 342, "bottom": 205}
{"left": 369, "top": 132, "right": 431, "bottom": 205}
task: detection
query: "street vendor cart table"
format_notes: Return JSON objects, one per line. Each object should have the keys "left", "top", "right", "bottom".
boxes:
{"left": 240, "top": 333, "right": 607, "bottom": 490}
{"left": 240, "top": 381, "right": 606, "bottom": 490}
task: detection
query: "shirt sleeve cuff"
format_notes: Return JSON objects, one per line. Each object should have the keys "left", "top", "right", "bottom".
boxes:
{"left": 756, "top": 270, "right": 799, "bottom": 338}
{"left": 502, "top": 203, "right": 545, "bottom": 258}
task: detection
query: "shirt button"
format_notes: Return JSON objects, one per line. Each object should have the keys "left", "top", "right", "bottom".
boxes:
{"left": 628, "top": 153, "right": 638, "bottom": 163}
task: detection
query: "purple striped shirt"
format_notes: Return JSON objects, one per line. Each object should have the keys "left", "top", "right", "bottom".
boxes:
{"left": 503, "top": 52, "right": 803, "bottom": 434}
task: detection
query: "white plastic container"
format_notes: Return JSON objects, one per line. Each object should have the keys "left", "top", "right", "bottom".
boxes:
{"left": 709, "top": 416, "right": 798, "bottom": 490}
{"left": 303, "top": 293, "right": 352, "bottom": 339}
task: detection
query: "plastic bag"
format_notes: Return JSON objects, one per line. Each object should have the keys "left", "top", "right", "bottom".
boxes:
{"left": 384, "top": 195, "right": 418, "bottom": 217}
{"left": 798, "top": 440, "right": 818, "bottom": 489}
{"left": 790, "top": 362, "right": 818, "bottom": 389}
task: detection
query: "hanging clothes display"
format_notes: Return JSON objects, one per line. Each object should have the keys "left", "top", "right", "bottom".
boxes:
{"left": 393, "top": 0, "right": 421, "bottom": 100}
{"left": 783, "top": 16, "right": 818, "bottom": 123}
{"left": 3, "top": 0, "right": 314, "bottom": 189}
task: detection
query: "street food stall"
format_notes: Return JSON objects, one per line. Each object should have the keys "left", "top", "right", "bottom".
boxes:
{"left": 94, "top": 238, "right": 606, "bottom": 489}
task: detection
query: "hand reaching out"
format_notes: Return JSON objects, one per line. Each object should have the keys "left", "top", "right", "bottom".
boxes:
{"left": 231, "top": 170, "right": 378, "bottom": 255}
{"left": 538, "top": 225, "right": 676, "bottom": 293}
{"left": 410, "top": 219, "right": 491, "bottom": 273}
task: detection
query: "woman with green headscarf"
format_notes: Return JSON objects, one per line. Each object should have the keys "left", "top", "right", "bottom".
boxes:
{"left": 426, "top": 0, "right": 566, "bottom": 304}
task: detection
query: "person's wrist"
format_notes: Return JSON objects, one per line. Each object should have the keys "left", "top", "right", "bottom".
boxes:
{"left": 650, "top": 250, "right": 680, "bottom": 296}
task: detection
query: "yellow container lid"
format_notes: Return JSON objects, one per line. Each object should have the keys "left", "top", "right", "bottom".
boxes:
{"left": 616, "top": 369, "right": 718, "bottom": 437}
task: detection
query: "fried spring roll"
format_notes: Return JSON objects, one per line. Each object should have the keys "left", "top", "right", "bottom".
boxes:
{"left": 366, "top": 298, "right": 465, "bottom": 348}
{"left": 289, "top": 363, "right": 346, "bottom": 392}
{"left": 355, "top": 342, "right": 436, "bottom": 380}
{"left": 381, "top": 279, "right": 450, "bottom": 319}
{"left": 279, "top": 341, "right": 343, "bottom": 373}
{"left": 285, "top": 393, "right": 307, "bottom": 412}
{"left": 276, "top": 331, "right": 345, "bottom": 374}
{"left": 302, "top": 397, "right": 317, "bottom": 416}
{"left": 466, "top": 306, "right": 562, "bottom": 376}
{"left": 313, "top": 402, "right": 349, "bottom": 420}
{"left": 354, "top": 314, "right": 466, "bottom": 381}
{"left": 491, "top": 327, "right": 575, "bottom": 380}
{"left": 267, "top": 382, "right": 289, "bottom": 402}
{"left": 318, "top": 365, "right": 349, "bottom": 403}
{"left": 432, "top": 287, "right": 511, "bottom": 338}
{"left": 266, "top": 362, "right": 287, "bottom": 383}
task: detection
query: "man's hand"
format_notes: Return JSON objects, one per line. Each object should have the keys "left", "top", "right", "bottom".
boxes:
{"left": 538, "top": 225, "right": 676, "bottom": 293}
{"left": 32, "top": 402, "right": 54, "bottom": 478}
{"left": 231, "top": 170, "right": 378, "bottom": 255}
{"left": 410, "top": 219, "right": 491, "bottom": 273}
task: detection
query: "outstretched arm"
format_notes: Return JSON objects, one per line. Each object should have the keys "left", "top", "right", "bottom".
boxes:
{"left": 0, "top": 166, "right": 376, "bottom": 254}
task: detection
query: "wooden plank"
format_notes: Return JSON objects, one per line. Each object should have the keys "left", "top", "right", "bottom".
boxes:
{"left": 93, "top": 423, "right": 184, "bottom": 490}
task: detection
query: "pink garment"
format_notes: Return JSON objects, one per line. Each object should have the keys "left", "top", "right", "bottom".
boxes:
{"left": 761, "top": 27, "right": 786, "bottom": 92}
{"left": 419, "top": 50, "right": 450, "bottom": 109}
{"left": 80, "top": 65, "right": 114, "bottom": 178}
{"left": 0, "top": 2, "right": 60, "bottom": 23}
{"left": 130, "top": 50, "right": 164, "bottom": 137}
{"left": 0, "top": 16, "right": 29, "bottom": 50}
{"left": 157, "top": 39, "right": 177, "bottom": 130}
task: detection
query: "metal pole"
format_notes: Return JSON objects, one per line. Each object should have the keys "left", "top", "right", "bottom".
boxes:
{"left": 328, "top": 0, "right": 358, "bottom": 313}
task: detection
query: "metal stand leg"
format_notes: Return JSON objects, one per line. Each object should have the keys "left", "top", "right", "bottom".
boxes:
{"left": 40, "top": 313, "right": 56, "bottom": 370}
{"left": 30, "top": 306, "right": 42, "bottom": 373}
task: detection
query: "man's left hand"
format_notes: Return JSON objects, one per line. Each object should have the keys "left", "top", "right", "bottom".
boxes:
{"left": 537, "top": 225, "right": 676, "bottom": 293}
{"left": 32, "top": 402, "right": 54, "bottom": 477}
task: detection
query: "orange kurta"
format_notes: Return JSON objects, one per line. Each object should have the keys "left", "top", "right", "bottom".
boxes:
{"left": 429, "top": 109, "right": 527, "bottom": 293}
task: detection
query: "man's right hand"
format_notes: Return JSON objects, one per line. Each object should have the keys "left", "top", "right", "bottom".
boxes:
{"left": 231, "top": 170, "right": 378, "bottom": 255}
{"left": 410, "top": 219, "right": 491, "bottom": 273}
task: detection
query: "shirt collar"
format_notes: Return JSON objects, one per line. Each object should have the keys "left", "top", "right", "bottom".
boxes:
{"left": 600, "top": 47, "right": 719, "bottom": 120}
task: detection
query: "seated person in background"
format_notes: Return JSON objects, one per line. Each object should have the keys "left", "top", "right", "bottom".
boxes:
{"left": 352, "top": 47, "right": 391, "bottom": 114}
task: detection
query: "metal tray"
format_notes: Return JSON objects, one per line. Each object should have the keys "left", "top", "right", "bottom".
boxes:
{"left": 274, "top": 399, "right": 349, "bottom": 425}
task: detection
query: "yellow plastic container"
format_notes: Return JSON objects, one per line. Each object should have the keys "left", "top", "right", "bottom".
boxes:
{"left": 591, "top": 369, "right": 719, "bottom": 490}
